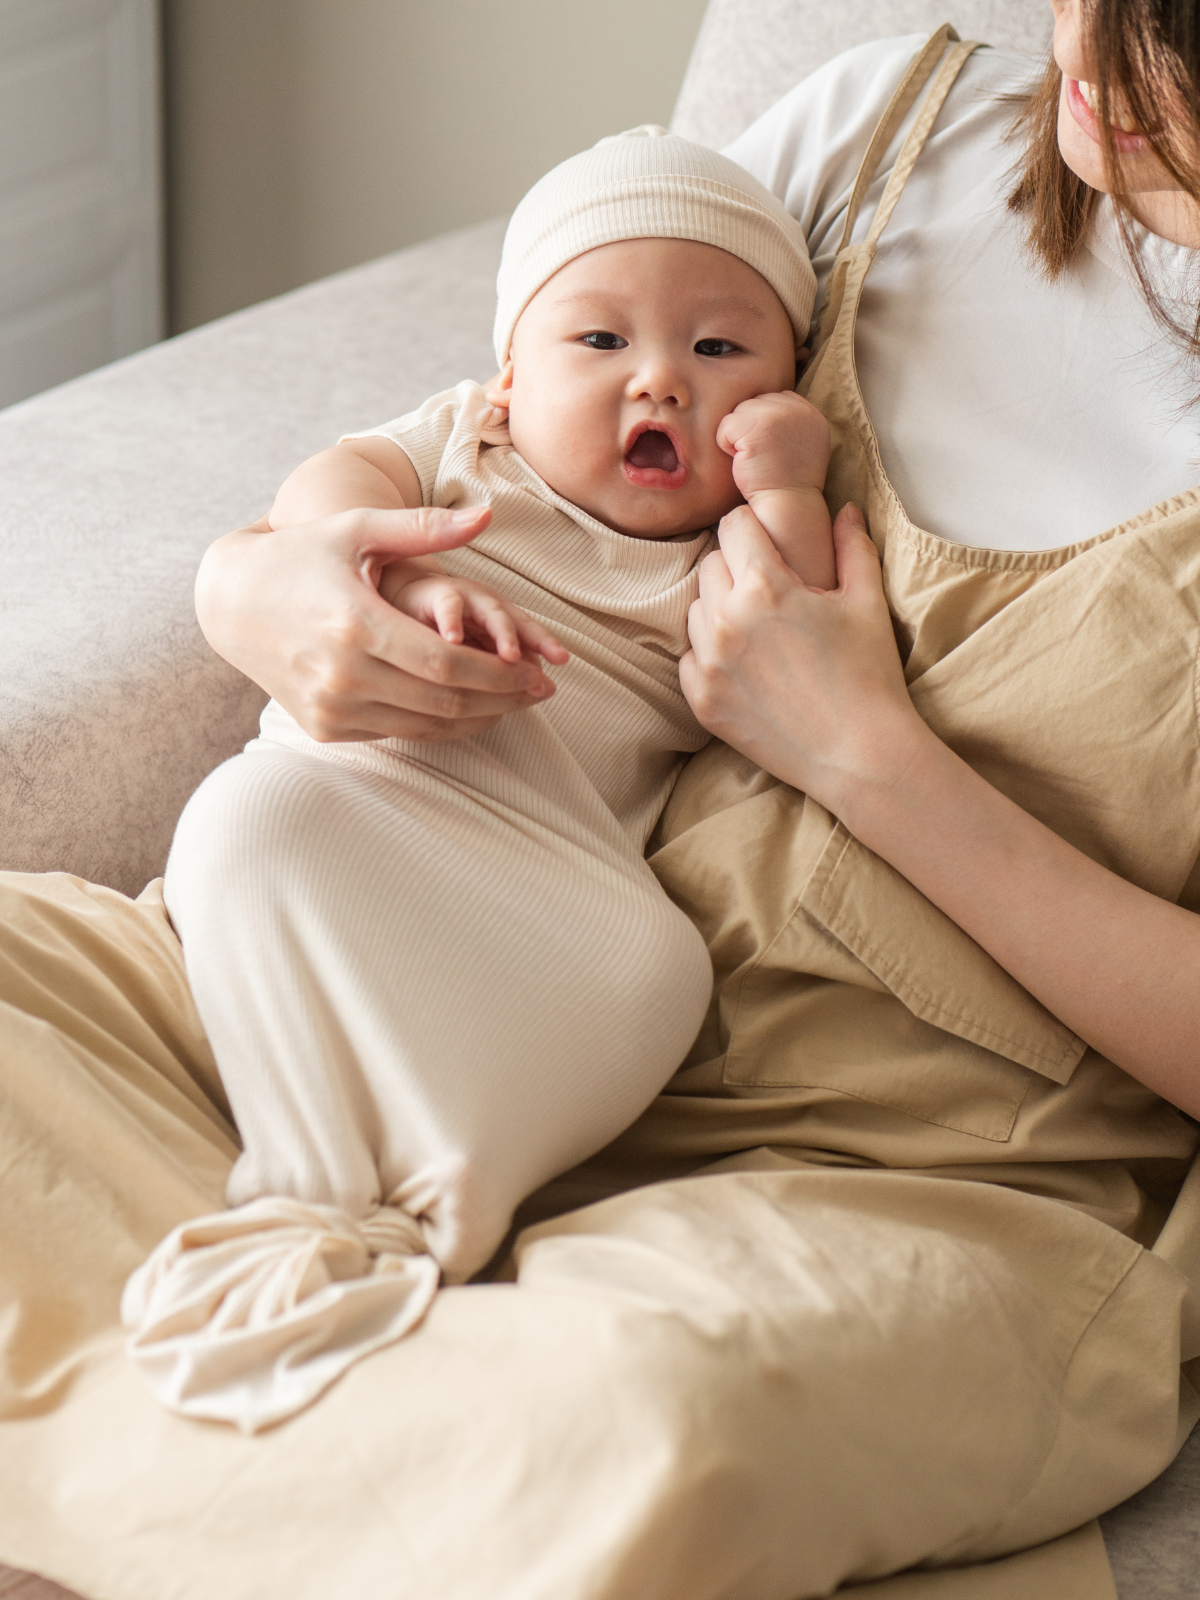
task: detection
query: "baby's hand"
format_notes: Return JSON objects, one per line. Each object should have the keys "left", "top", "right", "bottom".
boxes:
{"left": 715, "top": 392, "right": 836, "bottom": 590}
{"left": 388, "top": 571, "right": 570, "bottom": 668}
{"left": 716, "top": 391, "right": 830, "bottom": 501}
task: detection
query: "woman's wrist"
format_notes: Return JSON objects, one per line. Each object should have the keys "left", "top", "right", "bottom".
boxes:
{"left": 809, "top": 702, "right": 940, "bottom": 836}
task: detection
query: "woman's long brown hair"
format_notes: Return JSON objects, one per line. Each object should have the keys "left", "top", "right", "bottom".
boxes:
{"left": 1008, "top": 0, "right": 1200, "bottom": 346}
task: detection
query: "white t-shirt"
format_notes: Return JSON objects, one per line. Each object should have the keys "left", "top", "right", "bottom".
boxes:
{"left": 727, "top": 36, "right": 1200, "bottom": 551}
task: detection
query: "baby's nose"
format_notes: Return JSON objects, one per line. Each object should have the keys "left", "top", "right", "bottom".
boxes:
{"left": 627, "top": 356, "right": 689, "bottom": 407}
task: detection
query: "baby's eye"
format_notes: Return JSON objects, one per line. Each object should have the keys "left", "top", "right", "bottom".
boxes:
{"left": 695, "top": 338, "right": 741, "bottom": 357}
{"left": 580, "top": 331, "right": 627, "bottom": 350}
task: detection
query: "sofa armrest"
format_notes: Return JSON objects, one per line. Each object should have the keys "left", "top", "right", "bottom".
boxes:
{"left": 0, "top": 217, "right": 505, "bottom": 896}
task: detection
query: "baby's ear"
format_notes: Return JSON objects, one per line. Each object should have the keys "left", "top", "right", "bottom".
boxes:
{"left": 483, "top": 361, "right": 514, "bottom": 410}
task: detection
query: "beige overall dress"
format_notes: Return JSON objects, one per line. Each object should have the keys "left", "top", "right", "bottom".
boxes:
{"left": 0, "top": 27, "right": 1197, "bottom": 1600}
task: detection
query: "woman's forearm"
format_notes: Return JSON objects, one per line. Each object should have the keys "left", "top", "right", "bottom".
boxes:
{"left": 840, "top": 720, "right": 1200, "bottom": 1116}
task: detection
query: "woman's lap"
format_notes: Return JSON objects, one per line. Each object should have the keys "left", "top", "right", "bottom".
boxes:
{"left": 0, "top": 870, "right": 1193, "bottom": 1599}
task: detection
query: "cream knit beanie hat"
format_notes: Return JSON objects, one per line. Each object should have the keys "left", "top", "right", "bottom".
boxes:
{"left": 493, "top": 126, "right": 817, "bottom": 366}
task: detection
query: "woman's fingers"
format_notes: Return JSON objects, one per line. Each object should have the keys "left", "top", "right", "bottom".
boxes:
{"left": 350, "top": 505, "right": 492, "bottom": 572}
{"left": 294, "top": 624, "right": 552, "bottom": 743}
{"left": 687, "top": 549, "right": 733, "bottom": 660}
{"left": 717, "top": 499, "right": 879, "bottom": 605}
{"left": 715, "top": 502, "right": 787, "bottom": 582}
{"left": 830, "top": 503, "right": 881, "bottom": 594}
{"left": 697, "top": 544, "right": 734, "bottom": 596}
{"left": 712, "top": 503, "right": 808, "bottom": 610}
{"left": 311, "top": 700, "right": 509, "bottom": 743}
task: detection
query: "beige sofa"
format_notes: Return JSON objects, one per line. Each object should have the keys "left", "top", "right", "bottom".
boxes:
{"left": 0, "top": 1, "right": 1195, "bottom": 1594}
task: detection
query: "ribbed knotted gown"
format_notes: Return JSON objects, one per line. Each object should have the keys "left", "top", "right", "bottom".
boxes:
{"left": 124, "top": 382, "right": 715, "bottom": 1428}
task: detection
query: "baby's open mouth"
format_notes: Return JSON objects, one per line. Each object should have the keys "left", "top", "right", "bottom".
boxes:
{"left": 623, "top": 423, "right": 688, "bottom": 488}
{"left": 628, "top": 430, "right": 679, "bottom": 472}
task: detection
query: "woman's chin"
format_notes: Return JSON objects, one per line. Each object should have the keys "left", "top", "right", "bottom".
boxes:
{"left": 1056, "top": 98, "right": 1111, "bottom": 192}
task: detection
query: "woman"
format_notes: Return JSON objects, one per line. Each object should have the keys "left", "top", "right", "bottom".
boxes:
{"left": 1, "top": 3, "right": 1197, "bottom": 1597}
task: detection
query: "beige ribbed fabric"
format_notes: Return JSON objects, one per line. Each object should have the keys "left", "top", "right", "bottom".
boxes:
{"left": 124, "top": 382, "right": 715, "bottom": 1429}
{"left": 493, "top": 125, "right": 818, "bottom": 363}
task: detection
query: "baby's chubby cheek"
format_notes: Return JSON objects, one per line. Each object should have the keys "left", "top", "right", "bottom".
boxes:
{"left": 506, "top": 391, "right": 557, "bottom": 475}
{"left": 508, "top": 400, "right": 600, "bottom": 502}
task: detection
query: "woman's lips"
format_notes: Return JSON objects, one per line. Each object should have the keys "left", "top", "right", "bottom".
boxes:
{"left": 1065, "top": 75, "right": 1148, "bottom": 152}
{"left": 623, "top": 421, "right": 689, "bottom": 489}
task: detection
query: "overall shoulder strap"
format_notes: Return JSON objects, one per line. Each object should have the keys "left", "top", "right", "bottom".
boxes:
{"left": 835, "top": 24, "right": 982, "bottom": 255}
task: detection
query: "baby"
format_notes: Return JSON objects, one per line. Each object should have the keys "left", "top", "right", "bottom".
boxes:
{"left": 123, "top": 127, "right": 831, "bottom": 1430}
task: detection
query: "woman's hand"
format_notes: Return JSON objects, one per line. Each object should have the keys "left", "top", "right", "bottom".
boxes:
{"left": 681, "top": 501, "right": 931, "bottom": 815}
{"left": 195, "top": 505, "right": 557, "bottom": 743}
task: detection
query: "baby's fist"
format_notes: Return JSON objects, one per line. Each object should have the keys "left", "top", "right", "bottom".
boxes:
{"left": 716, "top": 391, "right": 830, "bottom": 500}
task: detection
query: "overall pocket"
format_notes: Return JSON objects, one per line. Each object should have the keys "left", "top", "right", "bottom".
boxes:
{"left": 721, "top": 816, "right": 1084, "bottom": 1144}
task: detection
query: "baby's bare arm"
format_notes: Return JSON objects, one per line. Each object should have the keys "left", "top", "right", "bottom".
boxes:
{"left": 717, "top": 392, "right": 835, "bottom": 590}
{"left": 270, "top": 435, "right": 424, "bottom": 525}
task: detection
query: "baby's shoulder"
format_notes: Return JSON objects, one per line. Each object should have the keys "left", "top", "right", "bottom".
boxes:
{"left": 400, "top": 379, "right": 510, "bottom": 453}
{"left": 352, "top": 380, "right": 508, "bottom": 465}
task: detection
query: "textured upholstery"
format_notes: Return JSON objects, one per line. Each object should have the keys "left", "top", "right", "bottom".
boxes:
{"left": 0, "top": 1, "right": 1195, "bottom": 1596}
{"left": 671, "top": 0, "right": 1051, "bottom": 148}
{"left": 1102, "top": 1428, "right": 1200, "bottom": 1598}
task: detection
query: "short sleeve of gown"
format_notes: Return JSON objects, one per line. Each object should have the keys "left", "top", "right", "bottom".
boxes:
{"left": 341, "top": 384, "right": 476, "bottom": 508}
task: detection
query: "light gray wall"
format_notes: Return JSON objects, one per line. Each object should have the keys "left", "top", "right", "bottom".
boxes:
{"left": 163, "top": 0, "right": 710, "bottom": 334}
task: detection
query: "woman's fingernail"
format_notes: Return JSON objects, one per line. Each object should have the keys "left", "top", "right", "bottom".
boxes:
{"left": 449, "top": 507, "right": 483, "bottom": 526}
{"left": 844, "top": 504, "right": 865, "bottom": 527}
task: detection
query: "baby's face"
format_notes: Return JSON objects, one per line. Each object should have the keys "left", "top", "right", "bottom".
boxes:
{"left": 504, "top": 238, "right": 796, "bottom": 540}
